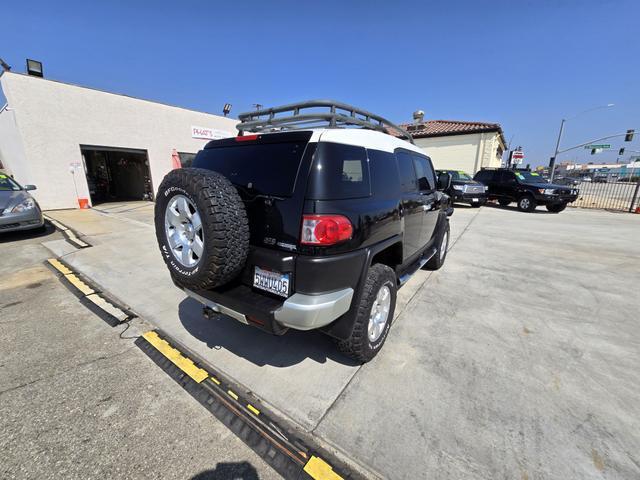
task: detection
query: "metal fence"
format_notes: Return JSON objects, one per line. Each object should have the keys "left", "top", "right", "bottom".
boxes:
{"left": 571, "top": 180, "right": 640, "bottom": 212}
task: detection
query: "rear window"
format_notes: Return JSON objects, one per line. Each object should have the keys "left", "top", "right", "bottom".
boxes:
{"left": 306, "top": 142, "right": 370, "bottom": 200}
{"left": 193, "top": 141, "right": 307, "bottom": 196}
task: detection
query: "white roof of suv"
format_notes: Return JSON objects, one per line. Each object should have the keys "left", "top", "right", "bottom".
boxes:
{"left": 311, "top": 128, "right": 425, "bottom": 155}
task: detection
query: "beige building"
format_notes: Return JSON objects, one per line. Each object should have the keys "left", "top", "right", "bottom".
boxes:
{"left": 402, "top": 119, "right": 506, "bottom": 174}
{"left": 0, "top": 71, "right": 238, "bottom": 210}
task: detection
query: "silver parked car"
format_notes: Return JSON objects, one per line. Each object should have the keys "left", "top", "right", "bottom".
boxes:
{"left": 0, "top": 174, "right": 45, "bottom": 233}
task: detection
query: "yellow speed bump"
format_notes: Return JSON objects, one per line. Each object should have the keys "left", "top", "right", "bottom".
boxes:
{"left": 65, "top": 273, "right": 95, "bottom": 296}
{"left": 142, "top": 331, "right": 208, "bottom": 383}
{"left": 303, "top": 456, "right": 343, "bottom": 480}
{"left": 47, "top": 258, "right": 72, "bottom": 275}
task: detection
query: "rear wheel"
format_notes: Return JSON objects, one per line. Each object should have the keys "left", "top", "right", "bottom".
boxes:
{"left": 498, "top": 198, "right": 511, "bottom": 206}
{"left": 336, "top": 264, "right": 397, "bottom": 363}
{"left": 517, "top": 195, "right": 536, "bottom": 212}
{"left": 546, "top": 203, "right": 567, "bottom": 213}
{"left": 425, "top": 220, "right": 450, "bottom": 270}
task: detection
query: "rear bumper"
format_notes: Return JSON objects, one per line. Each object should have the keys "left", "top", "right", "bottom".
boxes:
{"left": 184, "top": 285, "right": 354, "bottom": 333}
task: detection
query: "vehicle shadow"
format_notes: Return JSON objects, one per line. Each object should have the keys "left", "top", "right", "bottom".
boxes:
{"left": 0, "top": 220, "right": 57, "bottom": 243}
{"left": 190, "top": 462, "right": 259, "bottom": 479}
{"left": 483, "top": 203, "right": 555, "bottom": 214}
{"left": 178, "top": 297, "right": 360, "bottom": 368}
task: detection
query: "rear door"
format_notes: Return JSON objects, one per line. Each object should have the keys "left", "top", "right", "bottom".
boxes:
{"left": 194, "top": 131, "right": 313, "bottom": 251}
{"left": 395, "top": 150, "right": 424, "bottom": 261}
{"left": 497, "top": 170, "right": 517, "bottom": 199}
{"left": 411, "top": 154, "right": 440, "bottom": 242}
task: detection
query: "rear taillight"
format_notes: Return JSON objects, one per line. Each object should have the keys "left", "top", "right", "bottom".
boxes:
{"left": 301, "top": 214, "right": 353, "bottom": 245}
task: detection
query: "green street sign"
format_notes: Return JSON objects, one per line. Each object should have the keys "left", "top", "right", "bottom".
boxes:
{"left": 584, "top": 144, "right": 611, "bottom": 149}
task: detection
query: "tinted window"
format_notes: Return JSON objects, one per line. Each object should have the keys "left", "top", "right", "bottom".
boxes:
{"left": 178, "top": 152, "right": 197, "bottom": 168}
{"left": 499, "top": 171, "right": 516, "bottom": 183}
{"left": 194, "top": 141, "right": 307, "bottom": 196}
{"left": 413, "top": 155, "right": 436, "bottom": 191}
{"left": 474, "top": 170, "right": 493, "bottom": 183}
{"left": 307, "top": 142, "right": 370, "bottom": 200}
{"left": 368, "top": 149, "right": 401, "bottom": 197}
{"left": 396, "top": 151, "right": 418, "bottom": 193}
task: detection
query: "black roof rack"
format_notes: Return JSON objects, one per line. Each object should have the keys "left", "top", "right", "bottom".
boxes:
{"left": 237, "top": 100, "right": 414, "bottom": 144}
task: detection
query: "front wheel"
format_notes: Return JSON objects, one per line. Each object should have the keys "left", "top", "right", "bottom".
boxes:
{"left": 336, "top": 264, "right": 397, "bottom": 363}
{"left": 546, "top": 203, "right": 567, "bottom": 213}
{"left": 517, "top": 195, "right": 537, "bottom": 212}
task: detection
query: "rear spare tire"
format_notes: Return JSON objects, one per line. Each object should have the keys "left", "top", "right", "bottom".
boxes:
{"left": 154, "top": 168, "right": 249, "bottom": 290}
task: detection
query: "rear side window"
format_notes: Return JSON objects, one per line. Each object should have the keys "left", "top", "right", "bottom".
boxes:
{"left": 368, "top": 149, "right": 400, "bottom": 198}
{"left": 193, "top": 141, "right": 307, "bottom": 196}
{"left": 412, "top": 155, "right": 436, "bottom": 191}
{"left": 396, "top": 151, "right": 418, "bottom": 193}
{"left": 306, "top": 142, "right": 370, "bottom": 200}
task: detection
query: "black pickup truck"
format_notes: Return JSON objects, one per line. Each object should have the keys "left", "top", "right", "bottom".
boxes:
{"left": 474, "top": 168, "right": 578, "bottom": 212}
{"left": 436, "top": 169, "right": 488, "bottom": 207}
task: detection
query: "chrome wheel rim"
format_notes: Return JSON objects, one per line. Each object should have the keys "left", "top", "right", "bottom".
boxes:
{"left": 164, "top": 195, "right": 204, "bottom": 268}
{"left": 368, "top": 285, "right": 391, "bottom": 342}
{"left": 521, "top": 198, "right": 530, "bottom": 209}
{"left": 440, "top": 230, "right": 449, "bottom": 261}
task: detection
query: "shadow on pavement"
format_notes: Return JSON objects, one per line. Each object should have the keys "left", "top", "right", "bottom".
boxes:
{"left": 483, "top": 203, "right": 555, "bottom": 214}
{"left": 0, "top": 221, "right": 57, "bottom": 243}
{"left": 178, "top": 297, "right": 359, "bottom": 368}
{"left": 190, "top": 462, "right": 259, "bottom": 480}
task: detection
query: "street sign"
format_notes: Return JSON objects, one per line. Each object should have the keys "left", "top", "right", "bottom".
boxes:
{"left": 584, "top": 144, "right": 611, "bottom": 149}
{"left": 511, "top": 150, "right": 524, "bottom": 164}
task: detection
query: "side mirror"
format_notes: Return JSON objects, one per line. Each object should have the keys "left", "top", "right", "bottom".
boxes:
{"left": 437, "top": 172, "right": 451, "bottom": 191}
{"left": 24, "top": 184, "right": 37, "bottom": 191}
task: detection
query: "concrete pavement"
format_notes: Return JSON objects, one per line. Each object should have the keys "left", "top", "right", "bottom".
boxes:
{"left": 0, "top": 223, "right": 281, "bottom": 480}
{"left": 43, "top": 202, "right": 640, "bottom": 479}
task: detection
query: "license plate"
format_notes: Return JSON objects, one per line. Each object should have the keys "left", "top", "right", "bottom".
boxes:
{"left": 253, "top": 266, "right": 290, "bottom": 298}
{"left": 471, "top": 198, "right": 479, "bottom": 202}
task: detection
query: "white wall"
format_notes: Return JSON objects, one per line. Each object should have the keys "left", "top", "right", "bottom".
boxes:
{"left": 414, "top": 131, "right": 503, "bottom": 174}
{"left": 0, "top": 105, "right": 30, "bottom": 180}
{"left": 0, "top": 72, "right": 239, "bottom": 209}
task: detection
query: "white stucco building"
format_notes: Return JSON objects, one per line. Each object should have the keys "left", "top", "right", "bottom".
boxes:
{"left": 0, "top": 71, "right": 238, "bottom": 209}
{"left": 402, "top": 119, "right": 506, "bottom": 174}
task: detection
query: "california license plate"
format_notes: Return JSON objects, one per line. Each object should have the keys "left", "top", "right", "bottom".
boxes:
{"left": 253, "top": 266, "right": 290, "bottom": 298}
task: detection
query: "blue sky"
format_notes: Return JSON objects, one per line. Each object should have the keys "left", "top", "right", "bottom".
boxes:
{"left": 1, "top": 0, "right": 638, "bottom": 166}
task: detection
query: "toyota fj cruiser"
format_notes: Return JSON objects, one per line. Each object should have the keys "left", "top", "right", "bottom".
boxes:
{"left": 154, "top": 101, "right": 453, "bottom": 362}
{"left": 474, "top": 167, "right": 578, "bottom": 212}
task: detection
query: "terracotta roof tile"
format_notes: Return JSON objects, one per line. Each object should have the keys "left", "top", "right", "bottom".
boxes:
{"left": 400, "top": 119, "right": 502, "bottom": 138}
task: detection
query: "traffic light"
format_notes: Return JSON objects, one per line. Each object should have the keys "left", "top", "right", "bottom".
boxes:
{"left": 619, "top": 148, "right": 625, "bottom": 156}
{"left": 625, "top": 129, "right": 635, "bottom": 142}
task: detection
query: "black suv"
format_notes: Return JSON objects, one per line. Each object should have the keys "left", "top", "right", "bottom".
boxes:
{"left": 154, "top": 101, "right": 453, "bottom": 362}
{"left": 474, "top": 168, "right": 578, "bottom": 212}
{"left": 436, "top": 169, "right": 488, "bottom": 207}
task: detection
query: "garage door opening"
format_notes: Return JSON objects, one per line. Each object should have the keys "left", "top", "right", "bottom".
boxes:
{"left": 82, "top": 146, "right": 154, "bottom": 205}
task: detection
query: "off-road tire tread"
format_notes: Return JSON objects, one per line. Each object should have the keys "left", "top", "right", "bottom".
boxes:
{"left": 154, "top": 168, "right": 249, "bottom": 290}
{"left": 426, "top": 220, "right": 449, "bottom": 270}
{"left": 336, "top": 264, "right": 396, "bottom": 363}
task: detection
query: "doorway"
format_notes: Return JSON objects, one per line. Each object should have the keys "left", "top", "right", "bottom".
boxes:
{"left": 81, "top": 146, "right": 153, "bottom": 205}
